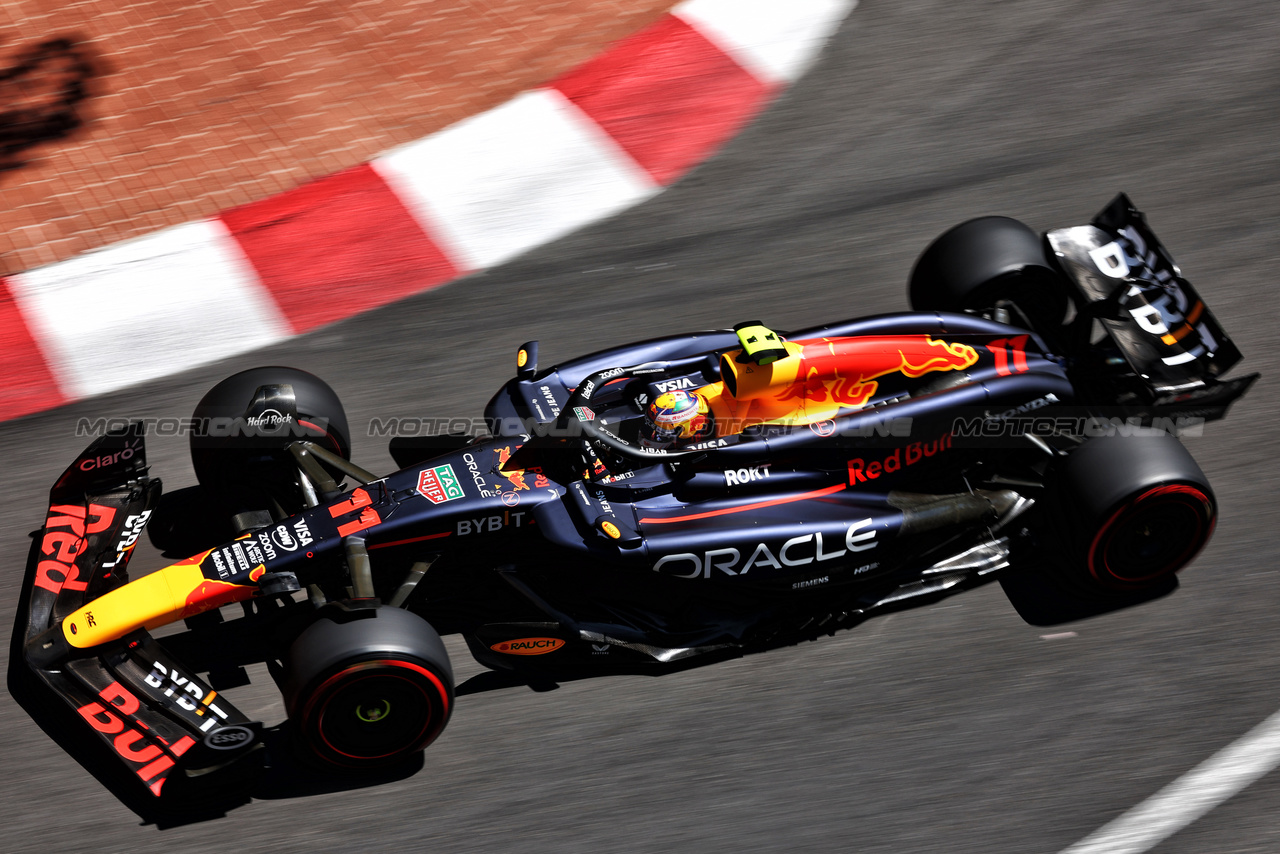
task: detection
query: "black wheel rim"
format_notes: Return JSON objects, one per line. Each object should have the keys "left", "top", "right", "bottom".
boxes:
{"left": 305, "top": 660, "right": 448, "bottom": 764}
{"left": 1090, "top": 485, "right": 1213, "bottom": 586}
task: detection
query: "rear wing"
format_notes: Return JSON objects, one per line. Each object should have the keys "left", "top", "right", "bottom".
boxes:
{"left": 1048, "top": 194, "right": 1258, "bottom": 413}
{"left": 10, "top": 426, "right": 264, "bottom": 808}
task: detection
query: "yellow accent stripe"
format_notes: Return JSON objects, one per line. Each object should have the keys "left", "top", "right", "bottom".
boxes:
{"left": 197, "top": 690, "right": 218, "bottom": 716}
{"left": 62, "top": 563, "right": 207, "bottom": 649}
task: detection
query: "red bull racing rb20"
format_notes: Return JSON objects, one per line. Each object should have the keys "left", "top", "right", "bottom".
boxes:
{"left": 10, "top": 195, "right": 1257, "bottom": 818}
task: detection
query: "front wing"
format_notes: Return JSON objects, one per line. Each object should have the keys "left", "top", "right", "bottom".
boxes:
{"left": 9, "top": 426, "right": 265, "bottom": 807}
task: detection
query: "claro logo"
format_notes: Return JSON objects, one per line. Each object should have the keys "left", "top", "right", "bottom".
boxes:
{"left": 654, "top": 519, "right": 877, "bottom": 580}
{"left": 489, "top": 637, "right": 566, "bottom": 655}
{"left": 79, "top": 447, "right": 137, "bottom": 471}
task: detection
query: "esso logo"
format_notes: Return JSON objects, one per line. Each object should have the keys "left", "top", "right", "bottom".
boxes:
{"left": 206, "top": 726, "right": 254, "bottom": 750}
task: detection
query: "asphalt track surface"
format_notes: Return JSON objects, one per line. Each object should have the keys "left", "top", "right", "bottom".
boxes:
{"left": 3, "top": 1, "right": 1278, "bottom": 851}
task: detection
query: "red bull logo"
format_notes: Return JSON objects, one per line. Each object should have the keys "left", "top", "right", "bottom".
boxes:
{"left": 703, "top": 335, "right": 983, "bottom": 433}
{"left": 775, "top": 336, "right": 979, "bottom": 410}
{"left": 34, "top": 502, "right": 118, "bottom": 594}
{"left": 497, "top": 445, "right": 549, "bottom": 492}
{"left": 76, "top": 681, "right": 196, "bottom": 797}
{"left": 848, "top": 432, "right": 953, "bottom": 483}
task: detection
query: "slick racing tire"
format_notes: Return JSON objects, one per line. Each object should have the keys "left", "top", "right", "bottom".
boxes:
{"left": 1052, "top": 432, "right": 1216, "bottom": 594}
{"left": 283, "top": 606, "right": 454, "bottom": 770}
{"left": 909, "top": 215, "right": 1070, "bottom": 337}
{"left": 190, "top": 366, "right": 351, "bottom": 515}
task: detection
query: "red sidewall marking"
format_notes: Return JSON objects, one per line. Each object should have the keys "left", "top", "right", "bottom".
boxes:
{"left": 297, "top": 419, "right": 344, "bottom": 455}
{"left": 1088, "top": 484, "right": 1215, "bottom": 585}
{"left": 303, "top": 659, "right": 451, "bottom": 762}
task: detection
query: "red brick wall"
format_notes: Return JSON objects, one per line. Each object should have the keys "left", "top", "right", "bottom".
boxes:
{"left": 0, "top": 1, "right": 675, "bottom": 275}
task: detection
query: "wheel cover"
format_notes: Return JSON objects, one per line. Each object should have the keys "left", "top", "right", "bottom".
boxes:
{"left": 302, "top": 659, "right": 450, "bottom": 764}
{"left": 1088, "top": 484, "right": 1215, "bottom": 587}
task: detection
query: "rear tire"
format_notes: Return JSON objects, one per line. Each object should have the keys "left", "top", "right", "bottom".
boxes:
{"left": 283, "top": 606, "right": 454, "bottom": 770}
{"left": 1051, "top": 432, "right": 1216, "bottom": 594}
{"left": 909, "top": 216, "right": 1070, "bottom": 337}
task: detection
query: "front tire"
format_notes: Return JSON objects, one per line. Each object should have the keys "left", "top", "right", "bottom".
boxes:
{"left": 283, "top": 605, "right": 454, "bottom": 770}
{"left": 190, "top": 366, "right": 351, "bottom": 515}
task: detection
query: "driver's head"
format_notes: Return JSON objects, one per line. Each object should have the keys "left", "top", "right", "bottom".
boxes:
{"left": 641, "top": 390, "right": 712, "bottom": 450}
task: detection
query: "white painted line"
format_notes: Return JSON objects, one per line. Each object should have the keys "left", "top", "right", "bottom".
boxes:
{"left": 7, "top": 220, "right": 290, "bottom": 398}
{"left": 675, "top": 0, "right": 857, "bottom": 85}
{"left": 1060, "top": 707, "right": 1280, "bottom": 854}
{"left": 373, "top": 88, "right": 660, "bottom": 272}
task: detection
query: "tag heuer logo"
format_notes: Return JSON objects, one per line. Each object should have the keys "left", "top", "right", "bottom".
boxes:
{"left": 416, "top": 464, "right": 464, "bottom": 504}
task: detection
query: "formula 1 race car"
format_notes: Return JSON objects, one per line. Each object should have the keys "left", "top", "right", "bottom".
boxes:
{"left": 10, "top": 195, "right": 1257, "bottom": 817}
